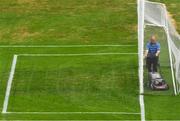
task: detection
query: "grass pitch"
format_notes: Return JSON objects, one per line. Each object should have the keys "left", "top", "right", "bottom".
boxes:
{"left": 9, "top": 55, "right": 138, "bottom": 112}
{"left": 0, "top": 0, "right": 180, "bottom": 120}
{"left": 0, "top": 47, "right": 140, "bottom": 120}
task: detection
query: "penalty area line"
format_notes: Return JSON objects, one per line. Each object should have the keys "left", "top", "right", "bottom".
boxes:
{"left": 0, "top": 120, "right": 142, "bottom": 121}
{"left": 18, "top": 53, "right": 138, "bottom": 57}
{"left": 5, "top": 112, "right": 141, "bottom": 115}
{"left": 0, "top": 44, "right": 137, "bottom": 48}
{"left": 2, "top": 55, "right": 18, "bottom": 113}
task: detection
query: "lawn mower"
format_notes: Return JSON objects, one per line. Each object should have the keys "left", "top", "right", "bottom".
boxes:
{"left": 148, "top": 71, "right": 169, "bottom": 90}
{"left": 146, "top": 56, "right": 169, "bottom": 90}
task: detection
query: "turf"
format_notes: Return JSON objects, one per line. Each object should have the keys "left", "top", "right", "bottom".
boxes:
{"left": 0, "top": 0, "right": 180, "bottom": 120}
{"left": 9, "top": 55, "right": 138, "bottom": 112}
{"left": 0, "top": 47, "right": 139, "bottom": 120}
{"left": 0, "top": 0, "right": 137, "bottom": 45}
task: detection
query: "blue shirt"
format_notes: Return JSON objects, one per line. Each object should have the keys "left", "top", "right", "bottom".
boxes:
{"left": 146, "top": 42, "right": 160, "bottom": 54}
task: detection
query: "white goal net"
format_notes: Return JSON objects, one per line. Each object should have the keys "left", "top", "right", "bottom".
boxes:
{"left": 138, "top": 0, "right": 180, "bottom": 95}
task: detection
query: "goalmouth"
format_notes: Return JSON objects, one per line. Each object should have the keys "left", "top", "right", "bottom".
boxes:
{"left": 138, "top": 0, "right": 180, "bottom": 95}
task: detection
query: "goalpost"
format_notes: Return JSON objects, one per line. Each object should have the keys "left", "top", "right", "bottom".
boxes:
{"left": 138, "top": 0, "right": 180, "bottom": 95}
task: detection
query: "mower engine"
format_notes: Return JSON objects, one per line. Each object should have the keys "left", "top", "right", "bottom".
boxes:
{"left": 148, "top": 72, "right": 169, "bottom": 90}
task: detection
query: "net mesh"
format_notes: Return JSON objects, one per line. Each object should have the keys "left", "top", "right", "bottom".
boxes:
{"left": 138, "top": 0, "right": 180, "bottom": 94}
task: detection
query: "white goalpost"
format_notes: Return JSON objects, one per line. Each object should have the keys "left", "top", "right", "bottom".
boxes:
{"left": 138, "top": 0, "right": 180, "bottom": 95}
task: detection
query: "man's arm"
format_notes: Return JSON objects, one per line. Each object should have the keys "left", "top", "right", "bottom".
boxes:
{"left": 144, "top": 49, "right": 149, "bottom": 58}
{"left": 155, "top": 43, "right": 160, "bottom": 56}
{"left": 156, "top": 50, "right": 160, "bottom": 56}
{"left": 144, "top": 43, "right": 149, "bottom": 58}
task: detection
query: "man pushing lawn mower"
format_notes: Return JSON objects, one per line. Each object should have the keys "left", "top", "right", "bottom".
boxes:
{"left": 144, "top": 35, "right": 169, "bottom": 90}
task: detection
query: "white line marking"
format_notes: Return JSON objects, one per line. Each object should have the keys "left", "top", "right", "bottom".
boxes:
{"left": 0, "top": 119, "right": 142, "bottom": 121}
{"left": 0, "top": 44, "right": 137, "bottom": 48}
{"left": 138, "top": 0, "right": 146, "bottom": 120}
{"left": 18, "top": 53, "right": 138, "bottom": 57}
{"left": 139, "top": 95, "right": 145, "bottom": 121}
{"left": 5, "top": 112, "right": 140, "bottom": 115}
{"left": 2, "top": 55, "right": 18, "bottom": 113}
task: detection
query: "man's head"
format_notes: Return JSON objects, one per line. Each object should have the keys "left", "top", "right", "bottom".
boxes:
{"left": 150, "top": 35, "right": 157, "bottom": 43}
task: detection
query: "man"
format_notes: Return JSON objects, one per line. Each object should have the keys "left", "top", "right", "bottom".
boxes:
{"left": 144, "top": 35, "right": 160, "bottom": 72}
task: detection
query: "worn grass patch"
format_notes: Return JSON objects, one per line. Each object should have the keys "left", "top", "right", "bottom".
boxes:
{"left": 0, "top": 0, "right": 137, "bottom": 45}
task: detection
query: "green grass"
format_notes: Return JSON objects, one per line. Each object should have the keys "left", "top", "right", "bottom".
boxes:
{"left": 0, "top": 0, "right": 180, "bottom": 120}
{"left": 0, "top": 0, "right": 137, "bottom": 45}
{"left": 9, "top": 55, "right": 138, "bottom": 112}
{"left": 0, "top": 47, "right": 140, "bottom": 120}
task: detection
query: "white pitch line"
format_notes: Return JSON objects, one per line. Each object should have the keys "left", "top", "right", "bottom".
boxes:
{"left": 138, "top": 0, "right": 146, "bottom": 120}
{"left": 0, "top": 44, "right": 137, "bottom": 48}
{"left": 18, "top": 53, "right": 138, "bottom": 57}
{"left": 2, "top": 55, "right": 18, "bottom": 113}
{"left": 139, "top": 95, "right": 145, "bottom": 121}
{"left": 5, "top": 111, "right": 140, "bottom": 115}
{"left": 0, "top": 120, "right": 142, "bottom": 121}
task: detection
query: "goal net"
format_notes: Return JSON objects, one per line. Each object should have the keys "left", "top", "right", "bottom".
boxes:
{"left": 138, "top": 0, "right": 180, "bottom": 95}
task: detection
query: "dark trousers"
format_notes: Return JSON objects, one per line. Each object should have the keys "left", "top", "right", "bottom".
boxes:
{"left": 146, "top": 55, "right": 158, "bottom": 72}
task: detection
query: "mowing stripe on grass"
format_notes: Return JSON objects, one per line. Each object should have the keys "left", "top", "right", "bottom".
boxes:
{"left": 5, "top": 112, "right": 140, "bottom": 115}
{"left": 18, "top": 53, "right": 138, "bottom": 57}
{"left": 0, "top": 44, "right": 137, "bottom": 48}
{"left": 2, "top": 55, "right": 18, "bottom": 113}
